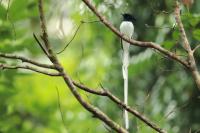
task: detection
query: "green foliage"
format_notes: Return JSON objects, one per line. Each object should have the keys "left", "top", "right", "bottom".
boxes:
{"left": 0, "top": 0, "right": 200, "bottom": 133}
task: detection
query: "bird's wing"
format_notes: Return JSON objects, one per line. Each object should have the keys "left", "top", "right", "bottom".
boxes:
{"left": 121, "top": 38, "right": 123, "bottom": 50}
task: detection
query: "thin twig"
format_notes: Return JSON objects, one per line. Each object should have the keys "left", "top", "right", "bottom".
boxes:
{"left": 0, "top": 64, "right": 60, "bottom": 76}
{"left": 56, "top": 87, "right": 68, "bottom": 131}
{"left": 33, "top": 33, "right": 49, "bottom": 56}
{"left": 56, "top": 20, "right": 100, "bottom": 54}
{"left": 57, "top": 23, "right": 83, "bottom": 54}
{"left": 145, "top": 24, "right": 175, "bottom": 29}
{"left": 0, "top": 53, "right": 55, "bottom": 69}
{"left": 192, "top": 45, "right": 200, "bottom": 54}
{"left": 164, "top": 102, "right": 189, "bottom": 120}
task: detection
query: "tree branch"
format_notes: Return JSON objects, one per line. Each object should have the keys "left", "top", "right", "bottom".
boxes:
{"left": 81, "top": 0, "right": 189, "bottom": 69}
{"left": 56, "top": 20, "right": 100, "bottom": 54}
{"left": 33, "top": 33, "right": 50, "bottom": 57}
{"left": 0, "top": 63, "right": 60, "bottom": 76}
{"left": 37, "top": 0, "right": 127, "bottom": 132}
{"left": 56, "top": 22, "right": 83, "bottom": 54}
{"left": 0, "top": 53, "right": 55, "bottom": 69}
{"left": 174, "top": 1, "right": 200, "bottom": 90}
{"left": 73, "top": 81, "right": 167, "bottom": 133}
{"left": 192, "top": 45, "right": 200, "bottom": 54}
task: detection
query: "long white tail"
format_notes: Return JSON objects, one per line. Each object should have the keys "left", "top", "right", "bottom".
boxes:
{"left": 122, "top": 41, "right": 129, "bottom": 130}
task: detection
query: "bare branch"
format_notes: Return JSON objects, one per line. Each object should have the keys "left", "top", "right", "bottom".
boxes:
{"left": 38, "top": 0, "right": 49, "bottom": 50}
{"left": 57, "top": 22, "right": 83, "bottom": 54}
{"left": 0, "top": 53, "right": 55, "bottom": 69}
{"left": 174, "top": 1, "right": 200, "bottom": 90}
{"left": 0, "top": 64, "right": 61, "bottom": 76}
{"left": 37, "top": 0, "right": 127, "bottom": 132}
{"left": 56, "top": 20, "right": 100, "bottom": 54}
{"left": 33, "top": 33, "right": 50, "bottom": 56}
{"left": 62, "top": 74, "right": 128, "bottom": 132}
{"left": 145, "top": 23, "right": 175, "bottom": 29}
{"left": 73, "top": 81, "right": 167, "bottom": 133}
{"left": 81, "top": 0, "right": 189, "bottom": 69}
{"left": 174, "top": 2, "right": 191, "bottom": 52}
{"left": 73, "top": 81, "right": 107, "bottom": 96}
{"left": 192, "top": 45, "right": 200, "bottom": 54}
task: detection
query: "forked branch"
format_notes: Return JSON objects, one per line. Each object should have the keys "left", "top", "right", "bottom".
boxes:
{"left": 174, "top": 1, "right": 200, "bottom": 90}
{"left": 80, "top": 0, "right": 199, "bottom": 90}
{"left": 81, "top": 0, "right": 189, "bottom": 69}
{"left": 37, "top": 0, "right": 127, "bottom": 132}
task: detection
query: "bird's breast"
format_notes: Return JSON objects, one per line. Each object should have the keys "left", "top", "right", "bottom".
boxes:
{"left": 120, "top": 21, "right": 134, "bottom": 38}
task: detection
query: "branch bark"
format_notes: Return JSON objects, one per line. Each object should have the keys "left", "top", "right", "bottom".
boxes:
{"left": 174, "top": 1, "right": 200, "bottom": 90}
{"left": 73, "top": 81, "right": 167, "bottom": 133}
{"left": 1, "top": 0, "right": 198, "bottom": 132}
{"left": 80, "top": 0, "right": 200, "bottom": 90}
{"left": 37, "top": 0, "right": 127, "bottom": 132}
{"left": 0, "top": 53, "right": 55, "bottom": 69}
{"left": 0, "top": 51, "right": 166, "bottom": 132}
{"left": 81, "top": 0, "right": 189, "bottom": 69}
{"left": 0, "top": 64, "right": 60, "bottom": 76}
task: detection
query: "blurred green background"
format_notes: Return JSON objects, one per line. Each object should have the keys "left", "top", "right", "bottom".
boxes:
{"left": 0, "top": 0, "right": 200, "bottom": 133}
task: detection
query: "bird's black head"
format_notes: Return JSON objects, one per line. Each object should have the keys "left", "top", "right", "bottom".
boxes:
{"left": 122, "top": 13, "right": 136, "bottom": 22}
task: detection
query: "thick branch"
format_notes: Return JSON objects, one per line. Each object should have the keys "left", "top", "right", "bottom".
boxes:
{"left": 0, "top": 53, "right": 55, "bottom": 69}
{"left": 175, "top": 1, "right": 200, "bottom": 90}
{"left": 81, "top": 0, "right": 189, "bottom": 69}
{"left": 73, "top": 81, "right": 167, "bottom": 133}
{"left": 174, "top": 2, "right": 191, "bottom": 52}
{"left": 62, "top": 73, "right": 127, "bottom": 133}
{"left": 0, "top": 64, "right": 60, "bottom": 76}
{"left": 37, "top": 0, "right": 127, "bottom": 132}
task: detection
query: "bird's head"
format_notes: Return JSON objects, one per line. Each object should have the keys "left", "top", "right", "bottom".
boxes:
{"left": 122, "top": 13, "right": 136, "bottom": 23}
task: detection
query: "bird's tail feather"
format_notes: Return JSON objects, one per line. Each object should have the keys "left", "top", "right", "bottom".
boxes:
{"left": 122, "top": 41, "right": 130, "bottom": 129}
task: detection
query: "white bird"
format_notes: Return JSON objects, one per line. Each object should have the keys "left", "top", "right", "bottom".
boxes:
{"left": 120, "top": 13, "right": 135, "bottom": 130}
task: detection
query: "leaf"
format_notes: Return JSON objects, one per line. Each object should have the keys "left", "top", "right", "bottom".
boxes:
{"left": 163, "top": 40, "right": 175, "bottom": 49}
{"left": 193, "top": 29, "right": 200, "bottom": 41}
{"left": 9, "top": 0, "right": 29, "bottom": 21}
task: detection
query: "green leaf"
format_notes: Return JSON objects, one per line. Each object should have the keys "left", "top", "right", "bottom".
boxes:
{"left": 9, "top": 0, "right": 29, "bottom": 21}
{"left": 193, "top": 29, "right": 200, "bottom": 41}
{"left": 163, "top": 40, "right": 175, "bottom": 49}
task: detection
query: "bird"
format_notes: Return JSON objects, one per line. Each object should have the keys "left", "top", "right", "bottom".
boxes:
{"left": 120, "top": 13, "right": 136, "bottom": 130}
